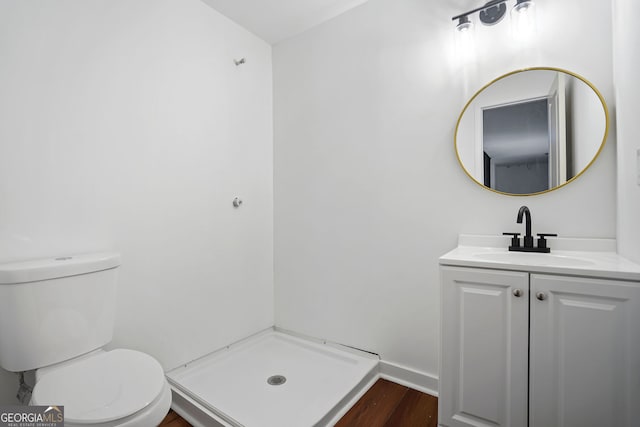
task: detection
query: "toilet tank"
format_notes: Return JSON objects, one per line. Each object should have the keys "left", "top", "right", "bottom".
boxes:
{"left": 0, "top": 253, "right": 121, "bottom": 372}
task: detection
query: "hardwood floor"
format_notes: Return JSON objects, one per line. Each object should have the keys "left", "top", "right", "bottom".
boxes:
{"left": 335, "top": 379, "right": 438, "bottom": 427}
{"left": 158, "top": 378, "right": 438, "bottom": 427}
{"left": 158, "top": 409, "right": 192, "bottom": 427}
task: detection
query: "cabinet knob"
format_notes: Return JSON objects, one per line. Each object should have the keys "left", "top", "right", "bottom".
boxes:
{"left": 513, "top": 289, "right": 523, "bottom": 297}
{"left": 536, "top": 292, "right": 547, "bottom": 301}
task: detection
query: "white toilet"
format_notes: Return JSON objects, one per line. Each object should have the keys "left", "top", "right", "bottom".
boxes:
{"left": 0, "top": 253, "right": 172, "bottom": 426}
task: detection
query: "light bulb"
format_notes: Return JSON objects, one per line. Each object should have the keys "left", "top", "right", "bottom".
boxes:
{"left": 455, "top": 16, "right": 475, "bottom": 63}
{"left": 511, "top": 0, "right": 537, "bottom": 42}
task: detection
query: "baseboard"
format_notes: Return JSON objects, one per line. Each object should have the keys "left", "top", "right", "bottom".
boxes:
{"left": 378, "top": 360, "right": 439, "bottom": 397}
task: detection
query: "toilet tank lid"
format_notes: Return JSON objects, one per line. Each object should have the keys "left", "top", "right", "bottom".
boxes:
{"left": 0, "top": 252, "right": 121, "bottom": 284}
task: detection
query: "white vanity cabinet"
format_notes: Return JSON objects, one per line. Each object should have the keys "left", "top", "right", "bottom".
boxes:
{"left": 529, "top": 274, "right": 640, "bottom": 427}
{"left": 440, "top": 266, "right": 529, "bottom": 427}
{"left": 439, "top": 264, "right": 640, "bottom": 427}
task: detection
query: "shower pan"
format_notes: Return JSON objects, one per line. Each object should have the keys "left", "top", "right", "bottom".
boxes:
{"left": 167, "top": 329, "right": 379, "bottom": 427}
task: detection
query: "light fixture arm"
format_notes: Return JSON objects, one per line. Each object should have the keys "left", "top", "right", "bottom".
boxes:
{"left": 451, "top": 0, "right": 508, "bottom": 21}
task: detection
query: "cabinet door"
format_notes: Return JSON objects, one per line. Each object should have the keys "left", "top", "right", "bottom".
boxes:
{"left": 440, "top": 266, "right": 528, "bottom": 427}
{"left": 530, "top": 274, "right": 640, "bottom": 427}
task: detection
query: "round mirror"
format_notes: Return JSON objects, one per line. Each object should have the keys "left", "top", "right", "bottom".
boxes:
{"left": 455, "top": 67, "right": 609, "bottom": 196}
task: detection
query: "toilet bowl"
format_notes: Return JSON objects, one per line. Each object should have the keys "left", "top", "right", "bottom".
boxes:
{"left": 0, "top": 253, "right": 172, "bottom": 426}
{"left": 31, "top": 349, "right": 171, "bottom": 427}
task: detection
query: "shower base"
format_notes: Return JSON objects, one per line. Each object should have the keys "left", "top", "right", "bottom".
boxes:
{"left": 166, "top": 329, "right": 379, "bottom": 427}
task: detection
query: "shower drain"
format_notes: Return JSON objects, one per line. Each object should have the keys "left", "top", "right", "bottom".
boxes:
{"left": 267, "top": 375, "right": 287, "bottom": 386}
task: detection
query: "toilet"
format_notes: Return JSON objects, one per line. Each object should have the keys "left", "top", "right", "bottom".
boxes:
{"left": 0, "top": 253, "right": 171, "bottom": 426}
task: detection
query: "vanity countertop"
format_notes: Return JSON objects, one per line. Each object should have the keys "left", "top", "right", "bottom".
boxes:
{"left": 440, "top": 235, "right": 640, "bottom": 281}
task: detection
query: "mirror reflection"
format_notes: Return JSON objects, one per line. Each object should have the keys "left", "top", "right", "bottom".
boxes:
{"left": 455, "top": 68, "right": 608, "bottom": 195}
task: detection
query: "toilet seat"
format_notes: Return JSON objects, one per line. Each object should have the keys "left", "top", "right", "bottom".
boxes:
{"left": 31, "top": 349, "right": 165, "bottom": 424}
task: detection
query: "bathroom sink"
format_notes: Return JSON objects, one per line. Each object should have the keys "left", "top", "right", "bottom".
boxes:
{"left": 439, "top": 235, "right": 640, "bottom": 281}
{"left": 472, "top": 251, "right": 595, "bottom": 267}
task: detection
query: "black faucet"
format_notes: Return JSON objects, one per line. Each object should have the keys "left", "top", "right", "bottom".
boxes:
{"left": 517, "top": 206, "right": 534, "bottom": 248}
{"left": 503, "top": 206, "right": 557, "bottom": 253}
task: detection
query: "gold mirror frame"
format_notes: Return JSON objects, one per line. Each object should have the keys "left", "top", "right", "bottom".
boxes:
{"left": 454, "top": 67, "right": 610, "bottom": 196}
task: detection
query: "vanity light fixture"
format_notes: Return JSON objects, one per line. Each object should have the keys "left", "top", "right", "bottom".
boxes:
{"left": 452, "top": 0, "right": 535, "bottom": 32}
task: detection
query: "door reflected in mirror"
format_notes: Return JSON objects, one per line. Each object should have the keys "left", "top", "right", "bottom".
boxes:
{"left": 455, "top": 68, "right": 609, "bottom": 195}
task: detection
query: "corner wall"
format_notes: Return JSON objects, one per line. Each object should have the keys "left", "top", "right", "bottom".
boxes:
{"left": 273, "top": 0, "right": 615, "bottom": 379}
{"left": 0, "top": 0, "right": 273, "bottom": 403}
{"left": 613, "top": 0, "right": 640, "bottom": 263}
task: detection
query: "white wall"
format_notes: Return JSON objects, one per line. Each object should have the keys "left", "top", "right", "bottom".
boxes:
{"left": 0, "top": 0, "right": 273, "bottom": 404}
{"left": 274, "top": 0, "right": 615, "bottom": 380}
{"left": 613, "top": 0, "right": 640, "bottom": 263}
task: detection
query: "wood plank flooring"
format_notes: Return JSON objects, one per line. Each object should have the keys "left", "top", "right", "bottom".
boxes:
{"left": 335, "top": 379, "right": 438, "bottom": 427}
{"left": 158, "top": 409, "right": 191, "bottom": 427}
{"left": 158, "top": 378, "right": 438, "bottom": 427}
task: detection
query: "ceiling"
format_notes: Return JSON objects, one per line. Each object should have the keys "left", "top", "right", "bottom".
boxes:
{"left": 199, "top": 0, "right": 371, "bottom": 44}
